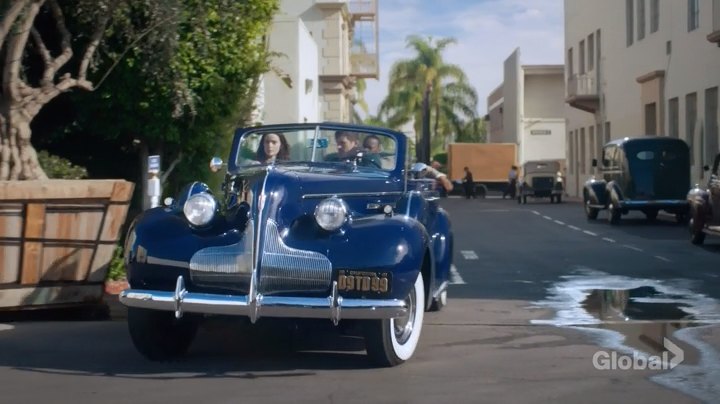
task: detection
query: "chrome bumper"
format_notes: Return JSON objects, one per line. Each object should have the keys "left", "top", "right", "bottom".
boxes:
{"left": 120, "top": 276, "right": 407, "bottom": 325}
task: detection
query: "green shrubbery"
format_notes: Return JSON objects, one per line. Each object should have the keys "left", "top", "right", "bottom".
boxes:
{"left": 106, "top": 247, "right": 127, "bottom": 281}
{"left": 37, "top": 150, "right": 88, "bottom": 179}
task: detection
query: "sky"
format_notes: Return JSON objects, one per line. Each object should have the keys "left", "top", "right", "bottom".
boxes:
{"left": 361, "top": 0, "right": 565, "bottom": 118}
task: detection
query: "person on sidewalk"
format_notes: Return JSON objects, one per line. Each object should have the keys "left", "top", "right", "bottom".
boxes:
{"left": 502, "top": 165, "right": 518, "bottom": 199}
{"left": 462, "top": 166, "right": 476, "bottom": 199}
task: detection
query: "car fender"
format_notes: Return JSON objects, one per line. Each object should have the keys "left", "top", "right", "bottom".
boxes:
{"left": 125, "top": 207, "right": 243, "bottom": 290}
{"left": 284, "top": 214, "right": 430, "bottom": 300}
{"left": 583, "top": 177, "right": 607, "bottom": 205}
{"left": 606, "top": 181, "right": 624, "bottom": 207}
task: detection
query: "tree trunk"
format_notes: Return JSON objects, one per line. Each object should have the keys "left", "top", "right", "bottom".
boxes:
{"left": 0, "top": 108, "right": 48, "bottom": 180}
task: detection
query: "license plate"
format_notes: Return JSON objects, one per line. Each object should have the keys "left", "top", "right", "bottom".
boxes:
{"left": 336, "top": 270, "right": 391, "bottom": 294}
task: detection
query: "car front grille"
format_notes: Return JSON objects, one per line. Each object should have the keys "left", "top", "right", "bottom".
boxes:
{"left": 531, "top": 177, "right": 554, "bottom": 190}
{"left": 188, "top": 219, "right": 332, "bottom": 294}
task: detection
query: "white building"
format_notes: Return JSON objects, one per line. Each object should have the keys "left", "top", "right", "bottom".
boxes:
{"left": 564, "top": 0, "right": 720, "bottom": 197}
{"left": 260, "top": 0, "right": 379, "bottom": 124}
{"left": 486, "top": 48, "right": 567, "bottom": 167}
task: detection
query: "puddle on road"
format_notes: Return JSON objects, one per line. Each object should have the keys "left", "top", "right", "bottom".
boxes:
{"left": 530, "top": 269, "right": 720, "bottom": 403}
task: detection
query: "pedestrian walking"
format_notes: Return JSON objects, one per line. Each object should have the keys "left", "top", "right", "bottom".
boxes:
{"left": 502, "top": 165, "right": 518, "bottom": 199}
{"left": 463, "top": 166, "right": 476, "bottom": 199}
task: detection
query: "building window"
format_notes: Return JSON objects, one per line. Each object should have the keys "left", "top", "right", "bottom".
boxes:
{"left": 706, "top": 87, "right": 719, "bottom": 168}
{"left": 650, "top": 0, "right": 660, "bottom": 33}
{"left": 579, "top": 40, "right": 585, "bottom": 74}
{"left": 588, "top": 34, "right": 595, "bottom": 71}
{"left": 668, "top": 97, "right": 679, "bottom": 138}
{"left": 589, "top": 125, "right": 596, "bottom": 161}
{"left": 580, "top": 128, "right": 586, "bottom": 175}
{"left": 569, "top": 131, "right": 575, "bottom": 175}
{"left": 637, "top": 0, "right": 646, "bottom": 40}
{"left": 605, "top": 121, "right": 612, "bottom": 144}
{"left": 688, "top": 0, "right": 700, "bottom": 31}
{"left": 567, "top": 47, "right": 574, "bottom": 77}
{"left": 645, "top": 103, "right": 657, "bottom": 135}
{"left": 627, "top": 0, "right": 634, "bottom": 46}
{"left": 686, "top": 92, "right": 697, "bottom": 166}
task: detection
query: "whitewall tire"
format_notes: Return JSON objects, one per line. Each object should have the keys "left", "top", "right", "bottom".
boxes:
{"left": 364, "top": 273, "right": 425, "bottom": 367}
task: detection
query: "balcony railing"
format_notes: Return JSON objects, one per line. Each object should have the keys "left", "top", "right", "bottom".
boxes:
{"left": 349, "top": 0, "right": 378, "bottom": 78}
{"left": 567, "top": 73, "right": 597, "bottom": 98}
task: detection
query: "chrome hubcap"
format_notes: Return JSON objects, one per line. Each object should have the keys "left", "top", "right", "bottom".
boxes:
{"left": 393, "top": 285, "right": 416, "bottom": 344}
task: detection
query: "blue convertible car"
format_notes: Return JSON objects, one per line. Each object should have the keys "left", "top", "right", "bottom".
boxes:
{"left": 120, "top": 123, "right": 453, "bottom": 366}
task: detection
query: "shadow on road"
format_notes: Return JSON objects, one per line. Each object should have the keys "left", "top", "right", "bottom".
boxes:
{"left": 0, "top": 317, "right": 376, "bottom": 378}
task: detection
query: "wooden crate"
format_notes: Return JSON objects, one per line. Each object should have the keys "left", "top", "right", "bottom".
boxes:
{"left": 0, "top": 180, "right": 134, "bottom": 309}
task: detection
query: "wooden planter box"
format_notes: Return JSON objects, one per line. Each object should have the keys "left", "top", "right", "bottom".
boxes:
{"left": 0, "top": 180, "right": 134, "bottom": 310}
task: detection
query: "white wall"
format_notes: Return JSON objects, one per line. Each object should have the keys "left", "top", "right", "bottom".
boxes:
{"left": 264, "top": 18, "right": 319, "bottom": 124}
{"left": 520, "top": 119, "right": 567, "bottom": 164}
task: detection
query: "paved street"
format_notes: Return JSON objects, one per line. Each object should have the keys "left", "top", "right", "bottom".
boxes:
{"left": 1, "top": 198, "right": 720, "bottom": 403}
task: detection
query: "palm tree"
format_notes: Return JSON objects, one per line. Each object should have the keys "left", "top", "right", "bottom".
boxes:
{"left": 379, "top": 35, "right": 478, "bottom": 162}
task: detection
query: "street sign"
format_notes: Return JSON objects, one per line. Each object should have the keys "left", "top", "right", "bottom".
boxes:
{"left": 148, "top": 155, "right": 161, "bottom": 174}
{"left": 531, "top": 129, "right": 552, "bottom": 135}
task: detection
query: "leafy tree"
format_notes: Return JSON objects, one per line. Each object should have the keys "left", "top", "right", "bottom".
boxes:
{"left": 379, "top": 35, "right": 478, "bottom": 158}
{"left": 30, "top": 0, "right": 277, "bottom": 208}
{"left": 0, "top": 0, "right": 179, "bottom": 180}
{"left": 456, "top": 117, "right": 487, "bottom": 143}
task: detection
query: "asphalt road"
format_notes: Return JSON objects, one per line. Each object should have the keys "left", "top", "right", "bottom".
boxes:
{"left": 1, "top": 197, "right": 719, "bottom": 403}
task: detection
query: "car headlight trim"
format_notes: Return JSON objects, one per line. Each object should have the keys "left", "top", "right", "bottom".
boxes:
{"left": 183, "top": 193, "right": 217, "bottom": 226}
{"left": 315, "top": 198, "right": 348, "bottom": 231}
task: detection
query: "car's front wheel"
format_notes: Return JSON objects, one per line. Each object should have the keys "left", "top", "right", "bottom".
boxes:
{"left": 429, "top": 288, "right": 447, "bottom": 312}
{"left": 128, "top": 307, "right": 200, "bottom": 361}
{"left": 364, "top": 274, "right": 425, "bottom": 367}
{"left": 690, "top": 209, "right": 706, "bottom": 245}
{"left": 584, "top": 197, "right": 599, "bottom": 220}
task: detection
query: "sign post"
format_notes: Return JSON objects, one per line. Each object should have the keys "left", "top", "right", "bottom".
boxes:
{"left": 147, "top": 155, "right": 161, "bottom": 209}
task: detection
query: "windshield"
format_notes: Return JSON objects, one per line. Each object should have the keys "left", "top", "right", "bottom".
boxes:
{"left": 235, "top": 128, "right": 398, "bottom": 171}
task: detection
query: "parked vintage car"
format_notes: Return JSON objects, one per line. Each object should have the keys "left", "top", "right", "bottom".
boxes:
{"left": 583, "top": 137, "right": 690, "bottom": 224}
{"left": 688, "top": 153, "right": 720, "bottom": 245}
{"left": 517, "top": 160, "right": 564, "bottom": 204}
{"left": 120, "top": 123, "right": 453, "bottom": 367}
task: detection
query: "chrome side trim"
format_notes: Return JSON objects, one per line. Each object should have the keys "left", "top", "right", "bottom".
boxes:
{"left": 120, "top": 276, "right": 407, "bottom": 322}
{"left": 302, "top": 191, "right": 403, "bottom": 199}
{"left": 146, "top": 256, "right": 190, "bottom": 269}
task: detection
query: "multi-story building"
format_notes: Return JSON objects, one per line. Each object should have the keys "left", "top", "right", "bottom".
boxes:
{"left": 259, "top": 0, "right": 379, "bottom": 124}
{"left": 564, "top": 0, "right": 720, "bottom": 197}
{"left": 486, "top": 48, "right": 567, "bottom": 167}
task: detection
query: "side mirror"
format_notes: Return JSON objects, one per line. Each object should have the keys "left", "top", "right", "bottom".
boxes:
{"left": 209, "top": 157, "right": 224, "bottom": 173}
{"left": 591, "top": 158, "right": 598, "bottom": 168}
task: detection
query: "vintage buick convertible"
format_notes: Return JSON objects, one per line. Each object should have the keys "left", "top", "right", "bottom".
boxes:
{"left": 120, "top": 123, "right": 453, "bottom": 366}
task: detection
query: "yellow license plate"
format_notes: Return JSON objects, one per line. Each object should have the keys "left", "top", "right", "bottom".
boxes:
{"left": 336, "top": 270, "right": 391, "bottom": 293}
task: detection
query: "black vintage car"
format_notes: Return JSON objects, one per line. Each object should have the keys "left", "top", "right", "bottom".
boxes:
{"left": 688, "top": 153, "right": 720, "bottom": 244}
{"left": 583, "top": 137, "right": 690, "bottom": 224}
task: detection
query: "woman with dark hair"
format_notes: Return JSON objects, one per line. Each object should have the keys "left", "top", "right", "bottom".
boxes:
{"left": 255, "top": 132, "right": 290, "bottom": 164}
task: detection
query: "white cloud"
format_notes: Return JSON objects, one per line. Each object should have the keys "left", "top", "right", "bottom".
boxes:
{"left": 362, "top": 0, "right": 564, "bottom": 118}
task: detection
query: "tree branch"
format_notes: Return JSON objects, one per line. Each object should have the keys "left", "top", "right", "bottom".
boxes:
{"left": 0, "top": 0, "right": 29, "bottom": 47}
{"left": 46, "top": 0, "right": 73, "bottom": 74}
{"left": 3, "top": 0, "right": 43, "bottom": 101}
{"left": 92, "top": 12, "right": 179, "bottom": 90}
{"left": 78, "top": 1, "right": 119, "bottom": 82}
{"left": 161, "top": 152, "right": 183, "bottom": 184}
{"left": 30, "top": 27, "right": 53, "bottom": 85}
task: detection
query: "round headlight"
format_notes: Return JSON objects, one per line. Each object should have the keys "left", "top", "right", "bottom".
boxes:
{"left": 183, "top": 193, "right": 217, "bottom": 226}
{"left": 315, "top": 198, "right": 348, "bottom": 231}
